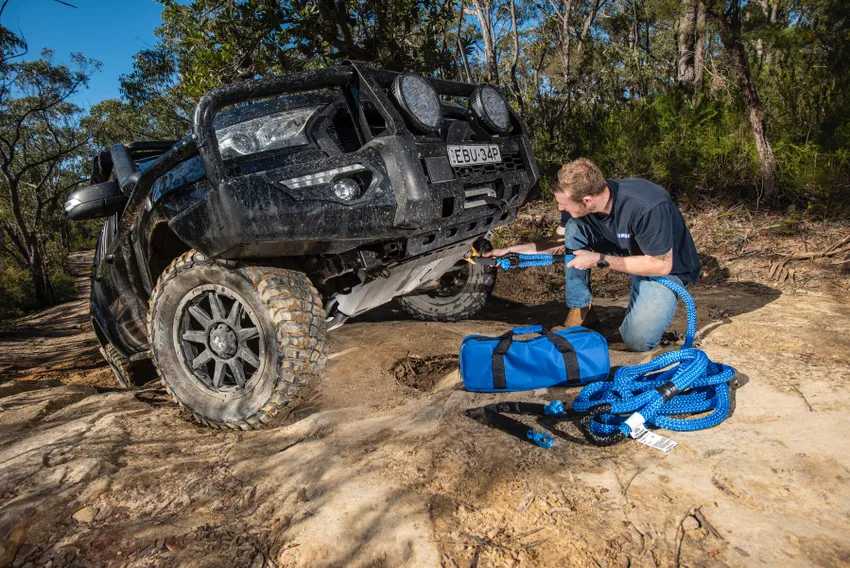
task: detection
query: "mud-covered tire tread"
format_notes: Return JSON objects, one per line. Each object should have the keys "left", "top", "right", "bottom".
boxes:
{"left": 147, "top": 250, "right": 327, "bottom": 430}
{"left": 397, "top": 263, "right": 496, "bottom": 323}
{"left": 101, "top": 343, "right": 132, "bottom": 388}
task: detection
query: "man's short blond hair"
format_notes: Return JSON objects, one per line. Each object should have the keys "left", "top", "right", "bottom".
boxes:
{"left": 556, "top": 158, "right": 607, "bottom": 201}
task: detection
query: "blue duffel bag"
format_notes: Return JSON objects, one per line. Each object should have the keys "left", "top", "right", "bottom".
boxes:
{"left": 460, "top": 325, "right": 610, "bottom": 392}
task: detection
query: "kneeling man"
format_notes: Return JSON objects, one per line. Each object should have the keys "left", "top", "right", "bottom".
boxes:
{"left": 488, "top": 158, "right": 701, "bottom": 352}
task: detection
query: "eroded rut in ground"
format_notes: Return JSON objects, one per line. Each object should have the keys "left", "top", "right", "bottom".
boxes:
{"left": 1, "top": 252, "right": 850, "bottom": 568}
{"left": 392, "top": 355, "right": 459, "bottom": 392}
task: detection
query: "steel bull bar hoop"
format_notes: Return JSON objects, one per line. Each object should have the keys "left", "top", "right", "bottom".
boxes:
{"left": 192, "top": 64, "right": 482, "bottom": 192}
{"left": 193, "top": 66, "right": 358, "bottom": 192}
{"left": 194, "top": 62, "right": 537, "bottom": 229}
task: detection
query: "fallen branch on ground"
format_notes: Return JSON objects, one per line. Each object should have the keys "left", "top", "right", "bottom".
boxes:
{"left": 768, "top": 236, "right": 850, "bottom": 283}
{"left": 825, "top": 234, "right": 850, "bottom": 253}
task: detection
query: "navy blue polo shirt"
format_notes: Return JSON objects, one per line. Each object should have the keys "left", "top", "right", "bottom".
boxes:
{"left": 560, "top": 179, "right": 701, "bottom": 284}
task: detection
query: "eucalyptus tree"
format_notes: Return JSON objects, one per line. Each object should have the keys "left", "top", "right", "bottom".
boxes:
{"left": 0, "top": 50, "right": 97, "bottom": 303}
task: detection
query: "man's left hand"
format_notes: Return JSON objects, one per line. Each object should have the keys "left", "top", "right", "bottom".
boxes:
{"left": 566, "top": 249, "right": 601, "bottom": 270}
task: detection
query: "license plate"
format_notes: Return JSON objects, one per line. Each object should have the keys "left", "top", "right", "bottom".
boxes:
{"left": 447, "top": 144, "right": 502, "bottom": 167}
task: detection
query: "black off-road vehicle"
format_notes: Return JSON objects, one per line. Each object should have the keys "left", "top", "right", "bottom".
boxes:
{"left": 65, "top": 63, "right": 538, "bottom": 429}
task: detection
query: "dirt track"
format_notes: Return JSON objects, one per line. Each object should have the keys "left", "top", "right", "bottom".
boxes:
{"left": 1, "top": 251, "right": 849, "bottom": 568}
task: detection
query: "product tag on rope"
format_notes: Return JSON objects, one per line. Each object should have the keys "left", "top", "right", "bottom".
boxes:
{"left": 625, "top": 413, "right": 678, "bottom": 453}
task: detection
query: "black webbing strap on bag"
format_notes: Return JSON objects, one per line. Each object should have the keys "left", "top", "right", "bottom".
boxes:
{"left": 491, "top": 333, "right": 513, "bottom": 389}
{"left": 465, "top": 401, "right": 567, "bottom": 448}
{"left": 490, "top": 328, "right": 581, "bottom": 390}
{"left": 543, "top": 331, "right": 581, "bottom": 385}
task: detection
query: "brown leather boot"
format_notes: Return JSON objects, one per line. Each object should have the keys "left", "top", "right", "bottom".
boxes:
{"left": 563, "top": 305, "right": 599, "bottom": 328}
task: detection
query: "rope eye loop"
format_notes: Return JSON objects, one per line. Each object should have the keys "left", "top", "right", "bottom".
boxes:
{"left": 578, "top": 404, "right": 627, "bottom": 446}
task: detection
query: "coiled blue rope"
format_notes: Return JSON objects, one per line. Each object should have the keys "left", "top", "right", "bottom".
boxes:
{"left": 482, "top": 253, "right": 736, "bottom": 445}
{"left": 571, "top": 276, "right": 735, "bottom": 443}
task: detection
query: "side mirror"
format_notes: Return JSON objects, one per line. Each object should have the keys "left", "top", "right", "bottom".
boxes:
{"left": 64, "top": 181, "right": 128, "bottom": 221}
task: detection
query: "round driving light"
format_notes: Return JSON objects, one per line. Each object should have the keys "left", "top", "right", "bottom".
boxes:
{"left": 470, "top": 85, "right": 511, "bottom": 134}
{"left": 391, "top": 72, "right": 443, "bottom": 132}
{"left": 332, "top": 178, "right": 361, "bottom": 201}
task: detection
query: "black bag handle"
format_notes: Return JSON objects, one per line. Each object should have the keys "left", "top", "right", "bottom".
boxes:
{"left": 544, "top": 332, "right": 581, "bottom": 385}
{"left": 491, "top": 327, "right": 582, "bottom": 389}
{"left": 491, "top": 332, "right": 514, "bottom": 389}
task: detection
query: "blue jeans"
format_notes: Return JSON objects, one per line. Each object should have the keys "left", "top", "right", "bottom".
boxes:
{"left": 563, "top": 218, "right": 684, "bottom": 352}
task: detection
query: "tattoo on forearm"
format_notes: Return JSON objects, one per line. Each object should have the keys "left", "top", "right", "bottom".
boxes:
{"left": 653, "top": 250, "right": 673, "bottom": 262}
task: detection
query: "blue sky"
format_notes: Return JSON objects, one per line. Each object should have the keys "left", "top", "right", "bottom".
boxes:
{"left": 2, "top": 0, "right": 164, "bottom": 107}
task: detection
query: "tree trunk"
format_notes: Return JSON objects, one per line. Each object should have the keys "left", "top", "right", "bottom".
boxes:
{"left": 739, "top": 58, "right": 779, "bottom": 202}
{"left": 455, "top": 1, "right": 473, "bottom": 82}
{"left": 469, "top": 0, "right": 499, "bottom": 84}
{"left": 3, "top": 178, "right": 51, "bottom": 303}
{"left": 764, "top": 0, "right": 779, "bottom": 69}
{"left": 26, "top": 235, "right": 51, "bottom": 305}
{"left": 532, "top": 43, "right": 550, "bottom": 103}
{"left": 694, "top": 1, "right": 707, "bottom": 88}
{"left": 625, "top": 0, "right": 636, "bottom": 51}
{"left": 575, "top": 0, "right": 606, "bottom": 62}
{"left": 630, "top": 0, "right": 641, "bottom": 95}
{"left": 508, "top": 0, "right": 524, "bottom": 115}
{"left": 713, "top": 0, "right": 778, "bottom": 202}
{"left": 560, "top": 0, "right": 575, "bottom": 86}
{"left": 677, "top": 0, "right": 698, "bottom": 85}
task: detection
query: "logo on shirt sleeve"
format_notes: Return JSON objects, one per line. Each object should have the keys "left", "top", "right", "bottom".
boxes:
{"left": 617, "top": 233, "right": 631, "bottom": 239}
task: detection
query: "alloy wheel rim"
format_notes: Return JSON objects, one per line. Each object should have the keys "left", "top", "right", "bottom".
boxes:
{"left": 173, "top": 285, "right": 265, "bottom": 393}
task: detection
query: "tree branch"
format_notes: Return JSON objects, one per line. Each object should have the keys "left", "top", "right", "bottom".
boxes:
{"left": 6, "top": 75, "right": 86, "bottom": 163}
{"left": 0, "top": 222, "right": 29, "bottom": 264}
{"left": 14, "top": 137, "right": 88, "bottom": 182}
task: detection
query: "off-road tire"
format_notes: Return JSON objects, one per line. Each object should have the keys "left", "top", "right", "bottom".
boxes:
{"left": 147, "top": 250, "right": 327, "bottom": 430}
{"left": 100, "top": 343, "right": 132, "bottom": 388}
{"left": 397, "top": 262, "right": 495, "bottom": 322}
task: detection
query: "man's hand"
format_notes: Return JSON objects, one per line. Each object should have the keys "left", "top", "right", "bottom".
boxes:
{"left": 482, "top": 247, "right": 512, "bottom": 258}
{"left": 566, "top": 249, "right": 601, "bottom": 270}
{"left": 482, "top": 230, "right": 569, "bottom": 257}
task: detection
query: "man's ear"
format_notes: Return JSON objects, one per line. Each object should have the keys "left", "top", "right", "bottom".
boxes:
{"left": 582, "top": 195, "right": 594, "bottom": 208}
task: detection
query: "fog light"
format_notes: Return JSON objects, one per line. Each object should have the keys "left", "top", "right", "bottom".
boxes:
{"left": 332, "top": 178, "right": 360, "bottom": 201}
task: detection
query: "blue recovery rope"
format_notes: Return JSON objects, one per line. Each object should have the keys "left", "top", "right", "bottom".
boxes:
{"left": 477, "top": 253, "right": 736, "bottom": 446}
{"left": 571, "top": 276, "right": 736, "bottom": 445}
{"left": 498, "top": 253, "right": 574, "bottom": 270}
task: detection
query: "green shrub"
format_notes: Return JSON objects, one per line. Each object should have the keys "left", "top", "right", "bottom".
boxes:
{"left": 523, "top": 85, "right": 848, "bottom": 216}
{"left": 774, "top": 142, "right": 850, "bottom": 216}
{"left": 70, "top": 219, "right": 102, "bottom": 251}
{"left": 0, "top": 265, "right": 78, "bottom": 321}
{"left": 0, "top": 265, "right": 36, "bottom": 320}
{"left": 49, "top": 269, "right": 78, "bottom": 303}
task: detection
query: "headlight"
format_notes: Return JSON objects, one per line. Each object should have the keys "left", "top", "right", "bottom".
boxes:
{"left": 217, "top": 107, "right": 318, "bottom": 160}
{"left": 391, "top": 72, "right": 443, "bottom": 133}
{"left": 470, "top": 85, "right": 511, "bottom": 134}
